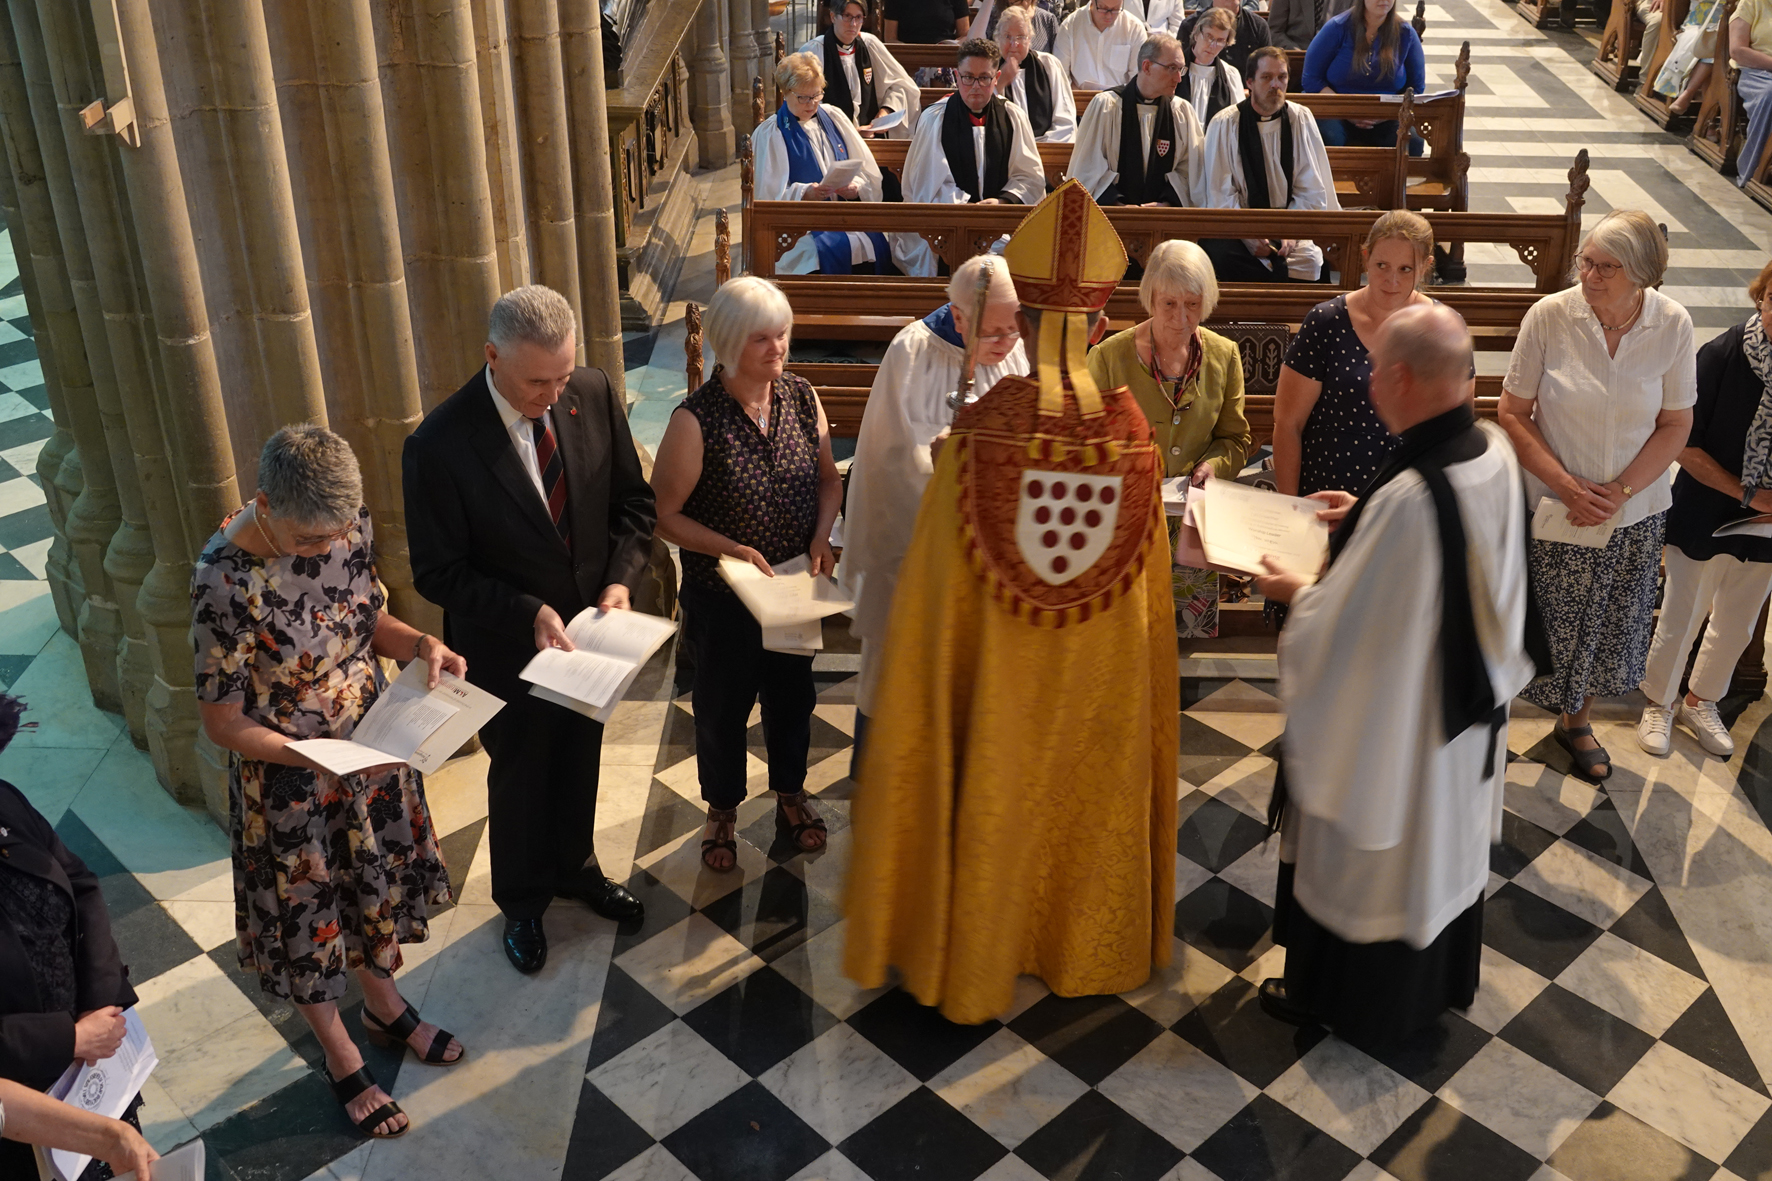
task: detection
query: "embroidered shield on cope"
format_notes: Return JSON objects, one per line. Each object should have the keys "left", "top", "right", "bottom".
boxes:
{"left": 1016, "top": 471, "right": 1122, "bottom": 585}
{"left": 1156, "top": 139, "right": 1171, "bottom": 158}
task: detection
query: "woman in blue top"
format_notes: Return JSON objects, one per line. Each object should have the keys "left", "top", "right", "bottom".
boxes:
{"left": 1301, "top": 0, "right": 1425, "bottom": 150}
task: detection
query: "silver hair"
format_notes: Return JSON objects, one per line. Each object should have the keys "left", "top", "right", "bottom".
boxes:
{"left": 997, "top": 6, "right": 1035, "bottom": 35}
{"left": 488, "top": 285, "right": 578, "bottom": 352}
{"left": 777, "top": 51, "right": 824, "bottom": 94}
{"left": 257, "top": 424, "right": 363, "bottom": 530}
{"left": 1139, "top": 240, "right": 1219, "bottom": 319}
{"left": 1575, "top": 209, "right": 1667, "bottom": 290}
{"left": 945, "top": 253, "right": 1020, "bottom": 307}
{"left": 1138, "top": 32, "right": 1183, "bottom": 69}
{"left": 706, "top": 276, "right": 794, "bottom": 369}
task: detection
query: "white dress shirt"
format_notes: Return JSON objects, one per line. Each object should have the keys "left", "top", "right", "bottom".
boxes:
{"left": 487, "top": 364, "right": 555, "bottom": 504}
{"left": 1503, "top": 284, "right": 1698, "bottom": 527}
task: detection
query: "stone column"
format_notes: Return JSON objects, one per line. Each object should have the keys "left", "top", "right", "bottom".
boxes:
{"left": 265, "top": 0, "right": 427, "bottom": 625}
{"left": 560, "top": 0, "right": 625, "bottom": 399}
{"left": 509, "top": 0, "right": 584, "bottom": 342}
{"left": 729, "top": 0, "right": 760, "bottom": 118}
{"left": 376, "top": 0, "right": 502, "bottom": 411}
{"left": 753, "top": 0, "right": 774, "bottom": 87}
{"left": 469, "top": 0, "right": 531, "bottom": 292}
{"left": 111, "top": 0, "right": 242, "bottom": 808}
{"left": 690, "top": 0, "right": 737, "bottom": 168}
{"left": 7, "top": 0, "right": 126, "bottom": 710}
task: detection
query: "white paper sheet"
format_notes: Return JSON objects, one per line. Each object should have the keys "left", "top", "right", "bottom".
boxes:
{"left": 762, "top": 617, "right": 825, "bottom": 655}
{"left": 1161, "top": 476, "right": 1189, "bottom": 517}
{"left": 566, "top": 606, "right": 679, "bottom": 663}
{"left": 1530, "top": 496, "right": 1619, "bottom": 548}
{"left": 718, "top": 554, "right": 855, "bottom": 628}
{"left": 112, "top": 1140, "right": 203, "bottom": 1181}
{"left": 47, "top": 1009, "right": 157, "bottom": 1181}
{"left": 286, "top": 662, "right": 505, "bottom": 777}
{"left": 521, "top": 609, "right": 678, "bottom": 716}
{"left": 1713, "top": 512, "right": 1772, "bottom": 538}
{"left": 823, "top": 158, "right": 865, "bottom": 190}
{"left": 863, "top": 108, "right": 906, "bottom": 132}
{"left": 349, "top": 680, "right": 460, "bottom": 758}
{"left": 1193, "top": 479, "right": 1329, "bottom": 577}
{"left": 522, "top": 647, "right": 635, "bottom": 710}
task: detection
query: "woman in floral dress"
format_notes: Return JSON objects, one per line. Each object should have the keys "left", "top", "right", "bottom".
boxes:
{"left": 192, "top": 425, "right": 469, "bottom": 1140}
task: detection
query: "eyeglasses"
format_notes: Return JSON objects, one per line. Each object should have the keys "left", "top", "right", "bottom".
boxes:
{"left": 1576, "top": 256, "right": 1623, "bottom": 278}
{"left": 1149, "top": 58, "right": 1186, "bottom": 73}
{"left": 787, "top": 89, "right": 825, "bottom": 104}
{"left": 834, "top": 8, "right": 865, "bottom": 19}
{"left": 1000, "top": 32, "right": 1032, "bottom": 44}
{"left": 975, "top": 329, "right": 1020, "bottom": 343}
{"left": 1092, "top": 1, "right": 1123, "bottom": 12}
{"left": 957, "top": 72, "right": 996, "bottom": 85}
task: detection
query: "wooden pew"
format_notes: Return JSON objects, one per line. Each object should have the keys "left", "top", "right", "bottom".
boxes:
{"left": 1691, "top": 0, "right": 1746, "bottom": 176}
{"left": 1592, "top": 0, "right": 1649, "bottom": 90}
{"left": 1629, "top": 0, "right": 1696, "bottom": 128}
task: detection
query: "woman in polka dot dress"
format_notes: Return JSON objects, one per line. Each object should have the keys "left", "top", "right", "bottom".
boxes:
{"left": 1272, "top": 211, "right": 1437, "bottom": 498}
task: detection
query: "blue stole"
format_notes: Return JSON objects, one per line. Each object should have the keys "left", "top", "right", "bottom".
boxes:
{"left": 922, "top": 303, "right": 964, "bottom": 348}
{"left": 776, "top": 103, "right": 891, "bottom": 274}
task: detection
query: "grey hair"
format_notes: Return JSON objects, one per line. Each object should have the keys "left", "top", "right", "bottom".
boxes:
{"left": 997, "top": 6, "right": 1035, "bottom": 35}
{"left": 1138, "top": 33, "right": 1183, "bottom": 69}
{"left": 945, "top": 253, "right": 1020, "bottom": 307}
{"left": 1139, "top": 240, "right": 1219, "bottom": 319}
{"left": 257, "top": 424, "right": 362, "bottom": 530}
{"left": 706, "top": 275, "right": 794, "bottom": 368}
{"left": 827, "top": 0, "right": 865, "bottom": 15}
{"left": 1575, "top": 209, "right": 1667, "bottom": 289}
{"left": 488, "top": 285, "right": 578, "bottom": 352}
{"left": 777, "top": 51, "right": 824, "bottom": 94}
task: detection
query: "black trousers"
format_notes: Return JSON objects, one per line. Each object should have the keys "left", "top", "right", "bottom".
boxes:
{"left": 1201, "top": 237, "right": 1299, "bottom": 284}
{"left": 681, "top": 582, "right": 816, "bottom": 809}
{"left": 478, "top": 688, "right": 605, "bottom": 920}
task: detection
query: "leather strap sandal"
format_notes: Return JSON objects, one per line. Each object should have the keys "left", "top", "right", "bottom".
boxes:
{"left": 328, "top": 1064, "right": 407, "bottom": 1139}
{"left": 1554, "top": 721, "right": 1612, "bottom": 782}
{"left": 776, "top": 790, "right": 828, "bottom": 852}
{"left": 363, "top": 1003, "right": 465, "bottom": 1065}
{"left": 702, "top": 807, "right": 739, "bottom": 872}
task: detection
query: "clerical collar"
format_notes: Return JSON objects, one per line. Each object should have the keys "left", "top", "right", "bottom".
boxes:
{"left": 1254, "top": 104, "right": 1285, "bottom": 122}
{"left": 838, "top": 42, "right": 855, "bottom": 53}
{"left": 968, "top": 111, "right": 986, "bottom": 126}
{"left": 1398, "top": 402, "right": 1477, "bottom": 448}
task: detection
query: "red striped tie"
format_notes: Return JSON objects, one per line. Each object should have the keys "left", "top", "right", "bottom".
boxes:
{"left": 531, "top": 415, "right": 570, "bottom": 543}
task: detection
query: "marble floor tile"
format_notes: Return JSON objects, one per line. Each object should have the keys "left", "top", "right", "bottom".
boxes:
{"left": 1265, "top": 1037, "right": 1434, "bottom": 1156}
{"left": 1464, "top": 945, "right": 1554, "bottom": 1035}
{"left": 152, "top": 1008, "right": 310, "bottom": 1132}
{"left": 7, "top": 633, "right": 124, "bottom": 743}
{"left": 1504, "top": 762, "right": 1604, "bottom": 836}
{"left": 1607, "top": 1041, "right": 1771, "bottom": 1166}
{"left": 3, "top": 741, "right": 104, "bottom": 825}
{"left": 136, "top": 1073, "right": 201, "bottom": 1154}
{"left": 928, "top": 1027, "right": 1091, "bottom": 1149}
{"left": 759, "top": 1023, "right": 920, "bottom": 1143}
{"left": 970, "top": 1154, "right": 1051, "bottom": 1181}
{"left": 766, "top": 920, "right": 887, "bottom": 1021}
{"left": 133, "top": 953, "right": 267, "bottom": 1058}
{"left": 605, "top": 1144, "right": 700, "bottom": 1181}
{"left": 634, "top": 824, "right": 771, "bottom": 909}
{"left": 1096, "top": 1030, "right": 1263, "bottom": 1153}
{"left": 1555, "top": 931, "right": 1710, "bottom": 1037}
{"left": 159, "top": 898, "right": 238, "bottom": 954}
{"left": 1514, "top": 837, "right": 1655, "bottom": 929}
{"left": 1437, "top": 1037, "right": 1602, "bottom": 1159}
{"left": 613, "top": 912, "right": 766, "bottom": 1015}
{"left": 1219, "top": 838, "right": 1283, "bottom": 910}
{"left": 70, "top": 737, "right": 232, "bottom": 899}
{"left": 1548, "top": 1101, "right": 1718, "bottom": 1181}
{"left": 590, "top": 1019, "right": 753, "bottom": 1138}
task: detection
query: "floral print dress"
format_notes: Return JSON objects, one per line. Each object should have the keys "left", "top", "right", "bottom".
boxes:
{"left": 191, "top": 506, "right": 450, "bottom": 1005}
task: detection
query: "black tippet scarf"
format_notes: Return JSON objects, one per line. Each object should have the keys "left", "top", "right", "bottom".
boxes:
{"left": 1020, "top": 51, "right": 1055, "bottom": 138}
{"left": 939, "top": 94, "right": 1014, "bottom": 202}
{"left": 1236, "top": 97, "right": 1294, "bottom": 211}
{"left": 1110, "top": 80, "right": 1182, "bottom": 206}
{"left": 822, "top": 32, "right": 879, "bottom": 126}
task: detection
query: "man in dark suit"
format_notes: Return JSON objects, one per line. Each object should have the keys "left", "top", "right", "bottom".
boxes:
{"left": 403, "top": 285, "right": 657, "bottom": 974}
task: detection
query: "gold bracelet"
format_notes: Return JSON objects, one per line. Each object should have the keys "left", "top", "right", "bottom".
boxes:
{"left": 1620, "top": 483, "right": 1634, "bottom": 499}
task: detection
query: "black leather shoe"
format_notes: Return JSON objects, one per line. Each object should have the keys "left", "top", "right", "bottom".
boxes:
{"left": 503, "top": 917, "right": 547, "bottom": 975}
{"left": 559, "top": 874, "right": 645, "bottom": 924}
{"left": 1258, "top": 977, "right": 1318, "bottom": 1027}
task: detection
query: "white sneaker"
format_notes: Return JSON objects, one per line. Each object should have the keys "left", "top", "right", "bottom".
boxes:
{"left": 1679, "top": 699, "right": 1736, "bottom": 757}
{"left": 1636, "top": 704, "right": 1673, "bottom": 756}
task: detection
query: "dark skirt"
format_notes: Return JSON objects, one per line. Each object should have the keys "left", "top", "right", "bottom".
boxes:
{"left": 1274, "top": 861, "right": 1484, "bottom": 1049}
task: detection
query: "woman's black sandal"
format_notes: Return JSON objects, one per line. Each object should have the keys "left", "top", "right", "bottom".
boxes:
{"left": 1555, "top": 721, "right": 1612, "bottom": 782}
{"left": 363, "top": 1003, "right": 465, "bottom": 1065}
{"left": 776, "top": 790, "right": 828, "bottom": 851}
{"left": 328, "top": 1065, "right": 408, "bottom": 1138}
{"left": 702, "top": 807, "right": 739, "bottom": 871}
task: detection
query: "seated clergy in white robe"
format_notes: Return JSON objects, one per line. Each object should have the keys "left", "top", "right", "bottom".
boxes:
{"left": 801, "top": 0, "right": 920, "bottom": 138}
{"left": 1253, "top": 304, "right": 1540, "bottom": 1050}
{"left": 841, "top": 255, "right": 1029, "bottom": 765}
{"left": 1200, "top": 46, "right": 1338, "bottom": 282}
{"left": 995, "top": 7, "right": 1077, "bottom": 142}
{"left": 1182, "top": 6, "right": 1245, "bottom": 125}
{"left": 1070, "top": 34, "right": 1204, "bottom": 207}
{"left": 1128, "top": 0, "right": 1188, "bottom": 35}
{"left": 902, "top": 40, "right": 1046, "bottom": 205}
{"left": 755, "top": 53, "right": 936, "bottom": 275}
{"left": 1054, "top": 0, "right": 1149, "bottom": 89}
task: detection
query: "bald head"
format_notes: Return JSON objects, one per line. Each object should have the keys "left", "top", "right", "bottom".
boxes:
{"left": 1367, "top": 303, "right": 1474, "bottom": 433}
{"left": 948, "top": 254, "right": 1023, "bottom": 367}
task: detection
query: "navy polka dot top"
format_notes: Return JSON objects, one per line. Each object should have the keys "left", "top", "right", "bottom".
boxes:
{"left": 1285, "top": 294, "right": 1401, "bottom": 497}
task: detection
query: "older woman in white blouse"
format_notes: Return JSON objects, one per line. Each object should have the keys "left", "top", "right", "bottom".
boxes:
{"left": 1499, "top": 210, "right": 1696, "bottom": 783}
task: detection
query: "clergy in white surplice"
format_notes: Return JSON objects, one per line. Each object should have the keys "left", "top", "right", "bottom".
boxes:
{"left": 839, "top": 256, "right": 1028, "bottom": 770}
{"left": 902, "top": 41, "right": 1047, "bottom": 206}
{"left": 1181, "top": 6, "right": 1245, "bottom": 125}
{"left": 800, "top": 0, "right": 920, "bottom": 139}
{"left": 1069, "top": 33, "right": 1204, "bottom": 207}
{"left": 1199, "top": 46, "right": 1338, "bottom": 282}
{"left": 1253, "top": 304, "right": 1542, "bottom": 1049}
{"left": 995, "top": 7, "right": 1077, "bottom": 142}
{"left": 1053, "top": 0, "right": 1148, "bottom": 89}
{"left": 754, "top": 53, "right": 936, "bottom": 276}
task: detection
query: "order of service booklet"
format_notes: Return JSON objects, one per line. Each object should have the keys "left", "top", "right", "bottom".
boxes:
{"left": 44, "top": 1009, "right": 157, "bottom": 1181}
{"left": 718, "top": 554, "right": 854, "bottom": 656}
{"left": 520, "top": 608, "right": 679, "bottom": 722}
{"left": 1190, "top": 478, "right": 1329, "bottom": 578}
{"left": 286, "top": 660, "right": 506, "bottom": 777}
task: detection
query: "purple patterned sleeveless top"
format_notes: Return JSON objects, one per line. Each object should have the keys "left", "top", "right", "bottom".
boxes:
{"left": 679, "top": 370, "right": 823, "bottom": 593}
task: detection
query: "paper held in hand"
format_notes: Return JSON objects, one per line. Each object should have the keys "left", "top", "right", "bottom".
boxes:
{"left": 1530, "top": 496, "right": 1619, "bottom": 547}
{"left": 112, "top": 1140, "right": 204, "bottom": 1181}
{"left": 863, "top": 108, "right": 906, "bottom": 132}
{"left": 823, "top": 158, "right": 866, "bottom": 190}
{"left": 1714, "top": 511, "right": 1772, "bottom": 539}
{"left": 1190, "top": 479, "right": 1329, "bottom": 577}
{"left": 521, "top": 608, "right": 679, "bottom": 722}
{"left": 286, "top": 661, "right": 506, "bottom": 778}
{"left": 45, "top": 1009, "right": 157, "bottom": 1181}
{"left": 719, "top": 554, "right": 854, "bottom": 654}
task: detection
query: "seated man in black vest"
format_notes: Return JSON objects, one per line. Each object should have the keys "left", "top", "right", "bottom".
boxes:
{"left": 1199, "top": 46, "right": 1338, "bottom": 283}
{"left": 902, "top": 38, "right": 1047, "bottom": 205}
{"left": 1070, "top": 32, "right": 1204, "bottom": 208}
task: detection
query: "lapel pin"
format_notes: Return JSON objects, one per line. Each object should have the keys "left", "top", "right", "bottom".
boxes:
{"left": 569, "top": 407, "right": 577, "bottom": 416}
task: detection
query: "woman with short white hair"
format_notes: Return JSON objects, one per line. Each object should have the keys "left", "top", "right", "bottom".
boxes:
{"left": 651, "top": 277, "right": 844, "bottom": 871}
{"left": 995, "top": 6, "right": 1077, "bottom": 141}
{"left": 1500, "top": 209, "right": 1696, "bottom": 782}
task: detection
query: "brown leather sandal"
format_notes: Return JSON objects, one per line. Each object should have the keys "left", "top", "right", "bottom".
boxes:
{"left": 701, "top": 807, "right": 738, "bottom": 871}
{"left": 775, "top": 790, "right": 828, "bottom": 852}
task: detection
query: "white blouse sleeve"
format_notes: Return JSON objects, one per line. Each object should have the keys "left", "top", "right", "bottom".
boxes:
{"left": 1661, "top": 305, "right": 1699, "bottom": 410}
{"left": 1504, "top": 298, "right": 1552, "bottom": 400}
